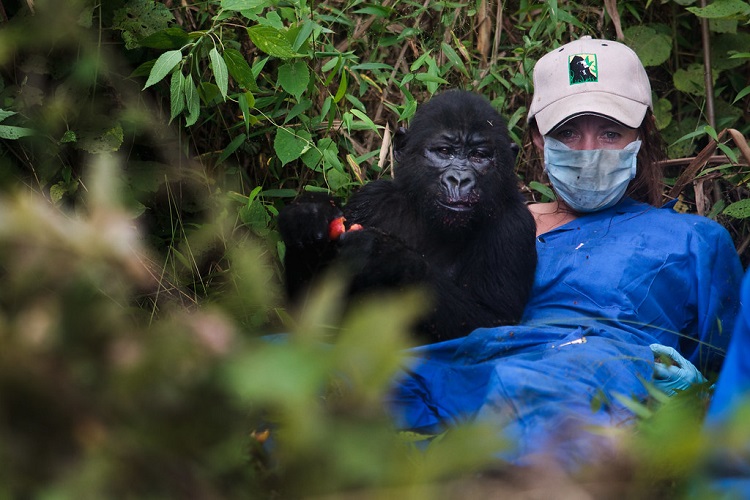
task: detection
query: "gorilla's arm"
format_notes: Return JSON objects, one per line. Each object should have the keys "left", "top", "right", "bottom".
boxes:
{"left": 276, "top": 192, "right": 343, "bottom": 301}
{"left": 277, "top": 89, "right": 538, "bottom": 344}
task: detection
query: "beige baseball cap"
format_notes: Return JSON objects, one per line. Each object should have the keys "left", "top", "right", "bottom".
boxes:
{"left": 527, "top": 36, "right": 652, "bottom": 135}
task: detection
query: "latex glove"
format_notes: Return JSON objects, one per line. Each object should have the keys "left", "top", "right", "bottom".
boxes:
{"left": 650, "top": 343, "right": 707, "bottom": 396}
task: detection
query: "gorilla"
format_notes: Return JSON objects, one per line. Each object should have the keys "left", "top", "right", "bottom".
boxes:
{"left": 277, "top": 89, "right": 537, "bottom": 343}
{"left": 569, "top": 55, "right": 596, "bottom": 83}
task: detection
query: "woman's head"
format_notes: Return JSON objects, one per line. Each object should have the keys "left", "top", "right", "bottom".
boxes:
{"left": 527, "top": 36, "right": 652, "bottom": 136}
{"left": 526, "top": 36, "right": 666, "bottom": 207}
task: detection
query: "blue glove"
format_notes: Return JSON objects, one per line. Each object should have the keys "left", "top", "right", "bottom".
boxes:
{"left": 650, "top": 343, "right": 707, "bottom": 396}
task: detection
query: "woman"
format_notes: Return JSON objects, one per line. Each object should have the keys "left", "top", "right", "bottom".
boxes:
{"left": 388, "top": 37, "right": 744, "bottom": 468}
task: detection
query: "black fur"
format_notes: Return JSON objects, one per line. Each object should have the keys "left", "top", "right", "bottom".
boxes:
{"left": 277, "top": 90, "right": 537, "bottom": 343}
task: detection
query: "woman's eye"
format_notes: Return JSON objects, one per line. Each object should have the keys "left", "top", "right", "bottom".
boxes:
{"left": 552, "top": 129, "right": 577, "bottom": 142}
{"left": 602, "top": 131, "right": 621, "bottom": 141}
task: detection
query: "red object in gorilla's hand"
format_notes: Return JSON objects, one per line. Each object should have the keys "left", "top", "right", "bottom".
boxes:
{"left": 328, "top": 217, "right": 363, "bottom": 240}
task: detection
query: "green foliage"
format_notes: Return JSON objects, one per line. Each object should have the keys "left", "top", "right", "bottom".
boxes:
{"left": 0, "top": 0, "right": 749, "bottom": 496}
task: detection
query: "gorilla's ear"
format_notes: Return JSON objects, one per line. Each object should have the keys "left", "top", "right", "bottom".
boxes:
{"left": 510, "top": 142, "right": 520, "bottom": 160}
{"left": 393, "top": 126, "right": 408, "bottom": 163}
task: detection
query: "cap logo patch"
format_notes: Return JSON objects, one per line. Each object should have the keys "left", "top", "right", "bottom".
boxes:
{"left": 568, "top": 53, "right": 597, "bottom": 84}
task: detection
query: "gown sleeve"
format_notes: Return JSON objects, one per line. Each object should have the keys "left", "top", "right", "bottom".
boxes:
{"left": 682, "top": 218, "right": 743, "bottom": 374}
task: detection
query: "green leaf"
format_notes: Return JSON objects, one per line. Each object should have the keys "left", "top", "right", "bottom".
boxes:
{"left": 440, "top": 42, "right": 469, "bottom": 77}
{"left": 138, "top": 27, "right": 191, "bottom": 49}
{"left": 169, "top": 70, "right": 185, "bottom": 122}
{"left": 333, "top": 70, "right": 347, "bottom": 103}
{"left": 291, "top": 20, "right": 316, "bottom": 52}
{"left": 326, "top": 167, "right": 351, "bottom": 192}
{"left": 223, "top": 48, "right": 258, "bottom": 91}
{"left": 277, "top": 61, "right": 309, "bottom": 99}
{"left": 129, "top": 60, "right": 155, "bottom": 78}
{"left": 687, "top": 0, "right": 750, "bottom": 18}
{"left": 60, "top": 130, "right": 77, "bottom": 143}
{"left": 0, "top": 125, "right": 34, "bottom": 140}
{"left": 143, "top": 50, "right": 182, "bottom": 89}
{"left": 240, "top": 198, "right": 271, "bottom": 234}
{"left": 528, "top": 181, "right": 556, "bottom": 201}
{"left": 183, "top": 75, "right": 200, "bottom": 127}
{"left": 209, "top": 47, "right": 229, "bottom": 100}
{"left": 274, "top": 127, "right": 311, "bottom": 166}
{"left": 612, "top": 393, "right": 654, "bottom": 419}
{"left": 351, "top": 63, "right": 394, "bottom": 71}
{"left": 673, "top": 63, "right": 707, "bottom": 96}
{"left": 723, "top": 199, "right": 750, "bottom": 219}
{"left": 410, "top": 51, "right": 432, "bottom": 71}
{"left": 76, "top": 125, "right": 124, "bottom": 154}
{"left": 415, "top": 73, "right": 449, "bottom": 84}
{"left": 0, "top": 109, "right": 16, "bottom": 122}
{"left": 717, "top": 143, "right": 739, "bottom": 164}
{"left": 218, "top": 133, "right": 247, "bottom": 164}
{"left": 247, "top": 25, "right": 300, "bottom": 59}
{"left": 238, "top": 91, "right": 256, "bottom": 133}
{"left": 221, "top": 0, "right": 269, "bottom": 9}
{"left": 112, "top": 0, "right": 175, "bottom": 50}
{"left": 734, "top": 85, "right": 750, "bottom": 104}
{"left": 349, "top": 109, "right": 378, "bottom": 132}
{"left": 624, "top": 25, "right": 672, "bottom": 67}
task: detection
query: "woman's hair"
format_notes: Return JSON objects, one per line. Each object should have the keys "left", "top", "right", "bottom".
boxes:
{"left": 523, "top": 109, "right": 667, "bottom": 207}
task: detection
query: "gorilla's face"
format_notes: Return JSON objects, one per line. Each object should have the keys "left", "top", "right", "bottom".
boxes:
{"left": 423, "top": 130, "right": 495, "bottom": 214}
{"left": 393, "top": 90, "right": 519, "bottom": 231}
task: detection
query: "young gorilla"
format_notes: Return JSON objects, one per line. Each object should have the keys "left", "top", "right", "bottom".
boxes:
{"left": 278, "top": 90, "right": 537, "bottom": 343}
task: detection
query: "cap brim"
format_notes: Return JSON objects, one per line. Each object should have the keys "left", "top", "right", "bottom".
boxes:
{"left": 533, "top": 92, "right": 648, "bottom": 135}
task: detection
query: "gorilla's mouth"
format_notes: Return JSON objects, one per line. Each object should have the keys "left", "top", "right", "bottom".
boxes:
{"left": 437, "top": 199, "right": 475, "bottom": 212}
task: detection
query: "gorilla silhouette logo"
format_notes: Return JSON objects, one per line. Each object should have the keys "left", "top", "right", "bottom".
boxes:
{"left": 569, "top": 54, "right": 597, "bottom": 84}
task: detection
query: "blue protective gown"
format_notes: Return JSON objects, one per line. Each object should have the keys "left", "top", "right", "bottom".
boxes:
{"left": 703, "top": 270, "right": 750, "bottom": 495}
{"left": 708, "top": 269, "right": 750, "bottom": 422}
{"left": 389, "top": 197, "right": 743, "bottom": 467}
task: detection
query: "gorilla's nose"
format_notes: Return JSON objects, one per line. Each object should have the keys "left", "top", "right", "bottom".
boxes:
{"left": 442, "top": 169, "right": 476, "bottom": 199}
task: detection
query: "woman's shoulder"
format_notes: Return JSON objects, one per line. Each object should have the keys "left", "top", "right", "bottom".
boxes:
{"left": 528, "top": 201, "right": 577, "bottom": 235}
{"left": 622, "top": 199, "right": 734, "bottom": 242}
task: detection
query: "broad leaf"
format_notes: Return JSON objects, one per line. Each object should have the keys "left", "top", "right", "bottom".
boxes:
{"left": 723, "top": 199, "right": 750, "bottom": 219}
{"left": 169, "top": 70, "right": 185, "bottom": 122}
{"left": 139, "top": 27, "right": 191, "bottom": 50}
{"left": 183, "top": 75, "right": 200, "bottom": 127}
{"left": 247, "top": 25, "right": 299, "bottom": 59}
{"left": 277, "top": 61, "right": 309, "bottom": 99}
{"left": 112, "top": 0, "right": 174, "bottom": 50}
{"left": 143, "top": 50, "right": 182, "bottom": 89}
{"left": 76, "top": 125, "right": 124, "bottom": 154}
{"left": 624, "top": 25, "right": 672, "bottom": 67}
{"left": 274, "top": 127, "right": 310, "bottom": 166}
{"left": 0, "top": 125, "right": 34, "bottom": 140}
{"left": 0, "top": 109, "right": 17, "bottom": 122}
{"left": 687, "top": 0, "right": 750, "bottom": 18}
{"left": 221, "top": 0, "right": 269, "bottom": 10}
{"left": 209, "top": 47, "right": 229, "bottom": 100}
{"left": 223, "top": 48, "right": 258, "bottom": 91}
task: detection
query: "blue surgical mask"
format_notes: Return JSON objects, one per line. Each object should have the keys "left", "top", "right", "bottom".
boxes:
{"left": 543, "top": 137, "right": 641, "bottom": 213}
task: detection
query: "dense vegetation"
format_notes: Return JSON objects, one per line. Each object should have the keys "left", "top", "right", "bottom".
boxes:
{"left": 0, "top": 0, "right": 748, "bottom": 497}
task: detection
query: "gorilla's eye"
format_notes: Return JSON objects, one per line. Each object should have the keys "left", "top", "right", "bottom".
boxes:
{"left": 469, "top": 150, "right": 491, "bottom": 162}
{"left": 433, "top": 146, "right": 454, "bottom": 158}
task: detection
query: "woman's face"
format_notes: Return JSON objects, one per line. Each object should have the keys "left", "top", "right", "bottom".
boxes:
{"left": 534, "top": 114, "right": 639, "bottom": 151}
{"left": 549, "top": 115, "right": 638, "bottom": 150}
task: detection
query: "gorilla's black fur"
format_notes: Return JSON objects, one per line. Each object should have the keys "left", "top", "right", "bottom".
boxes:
{"left": 278, "top": 90, "right": 537, "bottom": 343}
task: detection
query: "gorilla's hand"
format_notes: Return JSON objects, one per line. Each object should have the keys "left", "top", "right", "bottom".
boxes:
{"left": 338, "top": 228, "right": 429, "bottom": 291}
{"left": 277, "top": 193, "right": 343, "bottom": 249}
